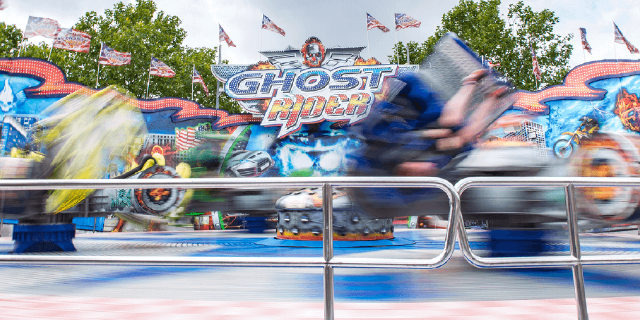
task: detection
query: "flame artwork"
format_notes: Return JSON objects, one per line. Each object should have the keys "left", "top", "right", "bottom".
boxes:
{"left": 615, "top": 88, "right": 640, "bottom": 132}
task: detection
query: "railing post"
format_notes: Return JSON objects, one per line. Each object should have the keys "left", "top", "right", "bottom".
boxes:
{"left": 324, "top": 265, "right": 334, "bottom": 320}
{"left": 0, "top": 190, "right": 4, "bottom": 237}
{"left": 565, "top": 183, "right": 589, "bottom": 320}
{"left": 323, "top": 183, "right": 333, "bottom": 262}
{"left": 322, "top": 183, "right": 334, "bottom": 320}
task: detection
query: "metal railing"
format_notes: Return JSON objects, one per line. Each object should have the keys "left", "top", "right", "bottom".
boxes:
{"left": 0, "top": 177, "right": 460, "bottom": 320}
{"left": 455, "top": 176, "right": 640, "bottom": 320}
{"left": 2, "top": 176, "right": 640, "bottom": 320}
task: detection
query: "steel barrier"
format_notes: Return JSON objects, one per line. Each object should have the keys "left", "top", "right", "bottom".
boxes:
{"left": 455, "top": 176, "right": 640, "bottom": 320}
{"left": 2, "top": 177, "right": 640, "bottom": 320}
{"left": 0, "top": 177, "right": 460, "bottom": 320}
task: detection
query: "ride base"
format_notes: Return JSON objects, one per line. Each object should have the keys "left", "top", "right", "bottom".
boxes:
{"left": 12, "top": 224, "right": 76, "bottom": 253}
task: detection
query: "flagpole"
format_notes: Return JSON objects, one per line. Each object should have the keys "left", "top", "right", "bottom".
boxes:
{"left": 406, "top": 43, "right": 410, "bottom": 65}
{"left": 613, "top": 22, "right": 622, "bottom": 90}
{"left": 47, "top": 43, "right": 53, "bottom": 61}
{"left": 18, "top": 37, "right": 24, "bottom": 57}
{"left": 260, "top": 28, "right": 263, "bottom": 61}
{"left": 95, "top": 65, "right": 101, "bottom": 88}
{"left": 366, "top": 14, "right": 371, "bottom": 58}
{"left": 216, "top": 44, "right": 221, "bottom": 110}
{"left": 367, "top": 29, "right": 371, "bottom": 58}
{"left": 191, "top": 65, "right": 195, "bottom": 101}
{"left": 146, "top": 57, "right": 152, "bottom": 99}
{"left": 95, "top": 43, "right": 103, "bottom": 88}
{"left": 394, "top": 28, "right": 399, "bottom": 65}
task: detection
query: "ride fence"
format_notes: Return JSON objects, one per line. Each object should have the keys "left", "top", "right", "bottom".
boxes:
{"left": 1, "top": 176, "right": 640, "bottom": 320}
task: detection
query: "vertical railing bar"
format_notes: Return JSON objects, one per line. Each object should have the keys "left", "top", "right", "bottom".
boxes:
{"left": 565, "top": 183, "right": 589, "bottom": 320}
{"left": 324, "top": 265, "right": 334, "bottom": 320}
{"left": 0, "top": 190, "right": 4, "bottom": 237}
{"left": 322, "top": 183, "right": 334, "bottom": 320}
{"left": 323, "top": 183, "right": 334, "bottom": 262}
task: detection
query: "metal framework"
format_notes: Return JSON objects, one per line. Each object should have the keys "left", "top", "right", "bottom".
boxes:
{"left": 455, "top": 176, "right": 640, "bottom": 320}
{"left": 1, "top": 176, "right": 640, "bottom": 320}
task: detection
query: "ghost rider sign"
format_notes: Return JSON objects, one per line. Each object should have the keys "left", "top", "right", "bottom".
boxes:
{"left": 217, "top": 37, "right": 418, "bottom": 138}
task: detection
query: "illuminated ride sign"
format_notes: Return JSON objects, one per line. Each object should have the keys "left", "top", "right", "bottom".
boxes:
{"left": 226, "top": 65, "right": 398, "bottom": 137}
{"left": 214, "top": 37, "right": 419, "bottom": 138}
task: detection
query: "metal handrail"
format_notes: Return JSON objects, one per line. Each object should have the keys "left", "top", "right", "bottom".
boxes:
{"left": 6, "top": 176, "right": 640, "bottom": 320}
{"left": 0, "top": 177, "right": 459, "bottom": 268}
{"left": 455, "top": 176, "right": 640, "bottom": 320}
{"left": 0, "top": 176, "right": 461, "bottom": 320}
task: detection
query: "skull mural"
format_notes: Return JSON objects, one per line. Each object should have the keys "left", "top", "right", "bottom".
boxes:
{"left": 301, "top": 37, "right": 326, "bottom": 68}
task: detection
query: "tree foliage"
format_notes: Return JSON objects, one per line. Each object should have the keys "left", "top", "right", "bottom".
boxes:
{"left": 389, "top": 0, "right": 573, "bottom": 91}
{"left": 1, "top": 0, "right": 241, "bottom": 113}
{"left": 0, "top": 22, "right": 22, "bottom": 57}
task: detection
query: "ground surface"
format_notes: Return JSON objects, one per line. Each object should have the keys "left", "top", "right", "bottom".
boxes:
{"left": 1, "top": 227, "right": 639, "bottom": 319}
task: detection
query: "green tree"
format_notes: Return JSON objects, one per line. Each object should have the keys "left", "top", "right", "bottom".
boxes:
{"left": 389, "top": 0, "right": 573, "bottom": 91}
{"left": 15, "top": 0, "right": 239, "bottom": 113}
{"left": 0, "top": 22, "right": 23, "bottom": 57}
{"left": 505, "top": 1, "right": 573, "bottom": 90}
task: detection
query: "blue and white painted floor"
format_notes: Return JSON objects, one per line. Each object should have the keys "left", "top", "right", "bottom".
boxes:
{"left": 0, "top": 228, "right": 640, "bottom": 319}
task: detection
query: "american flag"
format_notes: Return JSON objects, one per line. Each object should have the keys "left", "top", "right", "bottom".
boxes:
{"left": 175, "top": 127, "right": 201, "bottom": 151}
{"left": 579, "top": 28, "right": 592, "bottom": 54}
{"left": 53, "top": 28, "right": 91, "bottom": 53}
{"left": 192, "top": 67, "right": 210, "bottom": 96}
{"left": 149, "top": 57, "right": 175, "bottom": 78}
{"left": 487, "top": 61, "right": 501, "bottom": 68}
{"left": 262, "top": 15, "right": 285, "bottom": 36}
{"left": 366, "top": 13, "right": 389, "bottom": 33}
{"left": 219, "top": 24, "right": 236, "bottom": 47}
{"left": 613, "top": 22, "right": 639, "bottom": 54}
{"left": 394, "top": 13, "right": 421, "bottom": 31}
{"left": 530, "top": 45, "right": 541, "bottom": 81}
{"left": 24, "top": 16, "right": 61, "bottom": 39}
{"left": 98, "top": 44, "right": 131, "bottom": 66}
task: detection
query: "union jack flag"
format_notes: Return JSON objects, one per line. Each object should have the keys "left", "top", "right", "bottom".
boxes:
{"left": 149, "top": 57, "right": 175, "bottom": 78}
{"left": 579, "top": 28, "right": 592, "bottom": 54}
{"left": 614, "top": 22, "right": 639, "bottom": 54}
{"left": 175, "top": 127, "right": 201, "bottom": 151}
{"left": 366, "top": 13, "right": 389, "bottom": 33}
{"left": 530, "top": 45, "right": 541, "bottom": 81}
{"left": 192, "top": 67, "right": 210, "bottom": 96}
{"left": 394, "top": 13, "right": 421, "bottom": 31}
{"left": 262, "top": 15, "right": 285, "bottom": 36}
{"left": 24, "top": 16, "right": 61, "bottom": 39}
{"left": 219, "top": 24, "right": 236, "bottom": 47}
{"left": 98, "top": 44, "right": 131, "bottom": 66}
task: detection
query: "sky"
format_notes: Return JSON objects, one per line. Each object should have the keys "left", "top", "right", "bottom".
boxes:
{"left": 1, "top": 0, "right": 639, "bottom": 69}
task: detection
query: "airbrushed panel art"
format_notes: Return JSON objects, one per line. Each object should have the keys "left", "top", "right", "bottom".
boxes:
{"left": 483, "top": 60, "right": 640, "bottom": 161}
{"left": 1, "top": 39, "right": 640, "bottom": 221}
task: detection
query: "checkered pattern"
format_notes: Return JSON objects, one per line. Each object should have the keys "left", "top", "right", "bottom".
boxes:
{"left": 1, "top": 294, "right": 639, "bottom": 319}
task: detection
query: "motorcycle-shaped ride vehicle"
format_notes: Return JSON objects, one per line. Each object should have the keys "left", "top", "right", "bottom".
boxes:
{"left": 2, "top": 87, "right": 195, "bottom": 252}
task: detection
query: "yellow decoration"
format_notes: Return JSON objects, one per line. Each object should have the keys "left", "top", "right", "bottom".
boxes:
{"left": 175, "top": 162, "right": 192, "bottom": 178}
{"left": 34, "top": 86, "right": 147, "bottom": 214}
